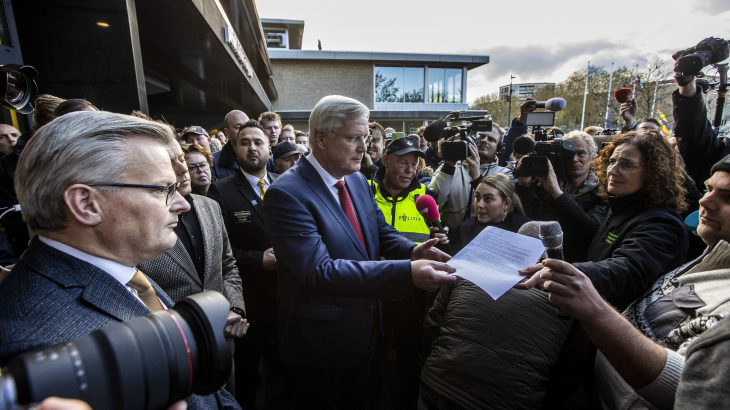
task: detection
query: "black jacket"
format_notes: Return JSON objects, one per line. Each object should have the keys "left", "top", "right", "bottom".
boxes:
{"left": 673, "top": 89, "right": 730, "bottom": 187}
{"left": 424, "top": 146, "right": 443, "bottom": 171}
{"left": 516, "top": 171, "right": 608, "bottom": 262}
{"left": 574, "top": 192, "right": 689, "bottom": 311}
{"left": 207, "top": 170, "right": 279, "bottom": 335}
{"left": 447, "top": 213, "right": 532, "bottom": 256}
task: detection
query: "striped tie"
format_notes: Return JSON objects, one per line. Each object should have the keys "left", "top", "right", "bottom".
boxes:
{"left": 257, "top": 179, "right": 266, "bottom": 199}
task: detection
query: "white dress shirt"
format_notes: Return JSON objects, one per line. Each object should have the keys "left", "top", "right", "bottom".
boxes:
{"left": 306, "top": 152, "right": 344, "bottom": 206}
{"left": 38, "top": 236, "right": 166, "bottom": 309}
{"left": 242, "top": 169, "right": 270, "bottom": 198}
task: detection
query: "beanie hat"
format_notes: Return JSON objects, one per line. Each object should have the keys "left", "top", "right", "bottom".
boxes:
{"left": 710, "top": 153, "right": 730, "bottom": 175}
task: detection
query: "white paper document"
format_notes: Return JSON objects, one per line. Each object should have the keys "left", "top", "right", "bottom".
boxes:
{"left": 447, "top": 226, "right": 545, "bottom": 300}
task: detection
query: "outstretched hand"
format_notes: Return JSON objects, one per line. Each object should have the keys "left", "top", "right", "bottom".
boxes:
{"left": 534, "top": 259, "right": 608, "bottom": 321}
{"left": 411, "top": 260, "right": 457, "bottom": 292}
{"left": 411, "top": 238, "right": 451, "bottom": 262}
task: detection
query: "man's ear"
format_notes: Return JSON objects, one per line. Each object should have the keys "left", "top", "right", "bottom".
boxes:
{"left": 64, "top": 184, "right": 103, "bottom": 227}
{"left": 381, "top": 153, "right": 389, "bottom": 168}
{"left": 313, "top": 130, "right": 326, "bottom": 149}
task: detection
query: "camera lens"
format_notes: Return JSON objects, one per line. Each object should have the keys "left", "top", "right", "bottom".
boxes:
{"left": 0, "top": 291, "right": 231, "bottom": 410}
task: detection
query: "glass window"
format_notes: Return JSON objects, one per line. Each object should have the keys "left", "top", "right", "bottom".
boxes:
{"left": 375, "top": 66, "right": 404, "bottom": 102}
{"left": 445, "top": 68, "right": 462, "bottom": 103}
{"left": 405, "top": 121, "right": 425, "bottom": 135}
{"left": 265, "top": 29, "right": 287, "bottom": 49}
{"left": 428, "top": 68, "right": 444, "bottom": 103}
{"left": 0, "top": 7, "right": 12, "bottom": 48}
{"left": 403, "top": 67, "right": 424, "bottom": 102}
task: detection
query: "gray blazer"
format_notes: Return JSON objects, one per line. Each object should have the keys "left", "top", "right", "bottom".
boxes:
{"left": 139, "top": 194, "right": 245, "bottom": 313}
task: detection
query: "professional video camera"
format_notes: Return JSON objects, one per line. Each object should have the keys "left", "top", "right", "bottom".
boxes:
{"left": 0, "top": 65, "right": 38, "bottom": 114}
{"left": 516, "top": 138, "right": 576, "bottom": 181}
{"left": 673, "top": 37, "right": 729, "bottom": 77}
{"left": 0, "top": 291, "right": 231, "bottom": 410}
{"left": 423, "top": 111, "right": 492, "bottom": 162}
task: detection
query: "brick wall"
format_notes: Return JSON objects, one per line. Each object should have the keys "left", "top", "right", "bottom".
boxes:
{"left": 271, "top": 60, "right": 374, "bottom": 111}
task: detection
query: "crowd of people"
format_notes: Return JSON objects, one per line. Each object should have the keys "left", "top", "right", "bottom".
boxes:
{"left": 0, "top": 48, "right": 728, "bottom": 410}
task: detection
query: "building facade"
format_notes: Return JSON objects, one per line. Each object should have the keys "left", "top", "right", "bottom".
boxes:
{"left": 262, "top": 19, "right": 490, "bottom": 134}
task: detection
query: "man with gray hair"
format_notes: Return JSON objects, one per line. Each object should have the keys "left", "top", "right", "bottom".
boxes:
{"left": 0, "top": 111, "right": 241, "bottom": 410}
{"left": 264, "top": 95, "right": 457, "bottom": 409}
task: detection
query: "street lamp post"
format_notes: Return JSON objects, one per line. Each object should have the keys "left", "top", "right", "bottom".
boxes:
{"left": 507, "top": 75, "right": 515, "bottom": 125}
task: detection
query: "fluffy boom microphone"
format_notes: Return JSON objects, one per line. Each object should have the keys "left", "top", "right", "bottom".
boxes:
{"left": 423, "top": 119, "right": 448, "bottom": 143}
{"left": 415, "top": 194, "right": 445, "bottom": 235}
{"left": 528, "top": 98, "right": 566, "bottom": 111}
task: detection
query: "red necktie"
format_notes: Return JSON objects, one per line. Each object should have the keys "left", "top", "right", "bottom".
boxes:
{"left": 335, "top": 180, "right": 367, "bottom": 251}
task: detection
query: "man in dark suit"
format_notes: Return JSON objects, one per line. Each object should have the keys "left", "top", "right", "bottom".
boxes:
{"left": 208, "top": 120, "right": 279, "bottom": 408}
{"left": 264, "top": 95, "right": 457, "bottom": 409}
{"left": 0, "top": 111, "right": 241, "bottom": 410}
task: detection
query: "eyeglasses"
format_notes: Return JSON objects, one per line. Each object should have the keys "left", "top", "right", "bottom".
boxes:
{"left": 89, "top": 182, "right": 181, "bottom": 205}
{"left": 187, "top": 162, "right": 209, "bottom": 173}
{"left": 329, "top": 130, "right": 372, "bottom": 145}
{"left": 607, "top": 158, "right": 644, "bottom": 174}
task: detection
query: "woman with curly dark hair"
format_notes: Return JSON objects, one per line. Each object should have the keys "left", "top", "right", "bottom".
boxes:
{"left": 563, "top": 130, "right": 689, "bottom": 310}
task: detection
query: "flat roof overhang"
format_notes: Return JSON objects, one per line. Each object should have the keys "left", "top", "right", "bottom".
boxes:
{"left": 260, "top": 18, "right": 304, "bottom": 50}
{"left": 136, "top": 0, "right": 274, "bottom": 128}
{"left": 268, "top": 49, "right": 489, "bottom": 70}
{"left": 277, "top": 110, "right": 489, "bottom": 121}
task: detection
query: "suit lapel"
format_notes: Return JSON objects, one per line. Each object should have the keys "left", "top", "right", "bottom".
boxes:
{"left": 23, "top": 238, "right": 150, "bottom": 321}
{"left": 300, "top": 156, "right": 368, "bottom": 259}
{"left": 236, "top": 171, "right": 265, "bottom": 221}
{"left": 193, "top": 196, "right": 216, "bottom": 286}
{"left": 166, "top": 238, "right": 203, "bottom": 287}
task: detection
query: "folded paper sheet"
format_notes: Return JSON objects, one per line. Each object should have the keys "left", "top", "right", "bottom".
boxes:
{"left": 448, "top": 226, "right": 545, "bottom": 300}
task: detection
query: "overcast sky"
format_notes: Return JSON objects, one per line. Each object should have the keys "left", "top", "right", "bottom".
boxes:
{"left": 257, "top": 0, "right": 730, "bottom": 104}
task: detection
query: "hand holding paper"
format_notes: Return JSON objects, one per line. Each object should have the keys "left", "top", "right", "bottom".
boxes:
{"left": 447, "top": 226, "right": 545, "bottom": 299}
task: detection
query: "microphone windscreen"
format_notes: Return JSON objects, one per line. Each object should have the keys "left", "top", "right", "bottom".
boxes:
{"left": 614, "top": 88, "right": 633, "bottom": 104}
{"left": 539, "top": 221, "right": 563, "bottom": 248}
{"left": 423, "top": 120, "right": 447, "bottom": 143}
{"left": 415, "top": 195, "right": 440, "bottom": 223}
{"left": 513, "top": 136, "right": 536, "bottom": 155}
{"left": 544, "top": 98, "right": 566, "bottom": 112}
{"left": 517, "top": 221, "right": 542, "bottom": 239}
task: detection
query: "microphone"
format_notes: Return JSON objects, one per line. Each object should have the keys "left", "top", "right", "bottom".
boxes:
{"left": 539, "top": 222, "right": 570, "bottom": 320}
{"left": 423, "top": 119, "right": 447, "bottom": 143}
{"left": 614, "top": 88, "right": 633, "bottom": 104}
{"left": 517, "top": 221, "right": 542, "bottom": 239}
{"left": 415, "top": 194, "right": 445, "bottom": 235}
{"left": 513, "top": 136, "right": 536, "bottom": 155}
{"left": 528, "top": 98, "right": 567, "bottom": 112}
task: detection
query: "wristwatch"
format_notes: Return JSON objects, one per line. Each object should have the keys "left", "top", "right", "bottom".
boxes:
{"left": 230, "top": 307, "right": 246, "bottom": 318}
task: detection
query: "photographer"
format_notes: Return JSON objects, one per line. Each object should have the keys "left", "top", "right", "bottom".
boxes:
{"left": 673, "top": 73, "right": 730, "bottom": 188}
{"left": 496, "top": 99, "right": 532, "bottom": 166}
{"left": 515, "top": 131, "right": 608, "bottom": 262}
{"left": 430, "top": 124, "right": 512, "bottom": 229}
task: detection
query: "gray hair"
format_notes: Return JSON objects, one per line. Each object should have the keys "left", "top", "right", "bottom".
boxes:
{"left": 309, "top": 95, "right": 369, "bottom": 137}
{"left": 16, "top": 111, "right": 175, "bottom": 232}
{"left": 564, "top": 130, "right": 598, "bottom": 158}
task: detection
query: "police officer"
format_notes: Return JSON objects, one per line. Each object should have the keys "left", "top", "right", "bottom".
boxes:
{"left": 369, "top": 135, "right": 445, "bottom": 244}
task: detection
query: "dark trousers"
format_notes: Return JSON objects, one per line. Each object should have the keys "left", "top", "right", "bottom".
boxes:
{"left": 284, "top": 349, "right": 375, "bottom": 410}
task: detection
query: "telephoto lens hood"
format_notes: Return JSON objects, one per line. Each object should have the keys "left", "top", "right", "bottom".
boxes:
{"left": 0, "top": 291, "right": 231, "bottom": 410}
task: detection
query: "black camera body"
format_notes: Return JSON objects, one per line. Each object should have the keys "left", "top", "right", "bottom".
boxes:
{"left": 516, "top": 138, "right": 576, "bottom": 179}
{"left": 673, "top": 37, "right": 729, "bottom": 77}
{"left": 0, "top": 291, "right": 232, "bottom": 410}
{"left": 424, "top": 111, "right": 492, "bottom": 162}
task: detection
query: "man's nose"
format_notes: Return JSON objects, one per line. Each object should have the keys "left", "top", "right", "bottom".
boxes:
{"left": 170, "top": 191, "right": 191, "bottom": 213}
